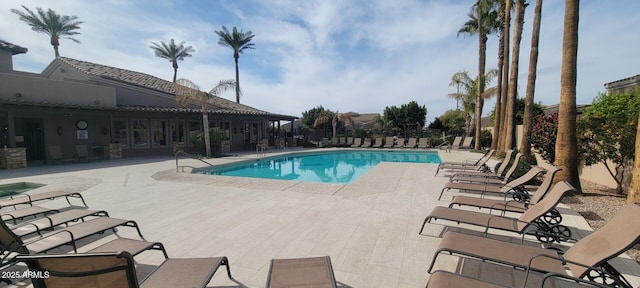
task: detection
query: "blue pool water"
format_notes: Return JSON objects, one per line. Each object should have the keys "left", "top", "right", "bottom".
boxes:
{"left": 195, "top": 150, "right": 441, "bottom": 184}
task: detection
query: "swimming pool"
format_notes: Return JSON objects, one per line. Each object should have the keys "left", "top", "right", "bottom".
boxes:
{"left": 195, "top": 150, "right": 441, "bottom": 184}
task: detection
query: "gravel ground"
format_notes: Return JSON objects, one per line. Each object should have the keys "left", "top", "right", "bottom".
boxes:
{"left": 562, "top": 180, "right": 640, "bottom": 263}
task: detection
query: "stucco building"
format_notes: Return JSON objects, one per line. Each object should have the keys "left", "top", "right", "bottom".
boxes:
{"left": 0, "top": 40, "right": 296, "bottom": 165}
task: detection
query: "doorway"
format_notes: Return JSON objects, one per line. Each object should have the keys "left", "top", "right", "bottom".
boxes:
{"left": 23, "top": 119, "right": 45, "bottom": 161}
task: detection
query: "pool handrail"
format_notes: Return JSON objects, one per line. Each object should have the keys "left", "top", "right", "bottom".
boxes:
{"left": 175, "top": 151, "right": 214, "bottom": 172}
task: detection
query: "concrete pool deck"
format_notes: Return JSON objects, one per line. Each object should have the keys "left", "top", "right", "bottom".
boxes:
{"left": 1, "top": 148, "right": 639, "bottom": 287}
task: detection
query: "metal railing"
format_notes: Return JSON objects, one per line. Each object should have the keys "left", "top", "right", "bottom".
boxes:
{"left": 175, "top": 151, "right": 214, "bottom": 172}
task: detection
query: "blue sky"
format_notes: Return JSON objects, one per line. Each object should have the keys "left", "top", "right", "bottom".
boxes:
{"left": 2, "top": 0, "right": 639, "bottom": 122}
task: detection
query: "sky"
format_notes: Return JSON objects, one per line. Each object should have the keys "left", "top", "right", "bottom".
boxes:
{"left": 2, "top": 0, "right": 639, "bottom": 122}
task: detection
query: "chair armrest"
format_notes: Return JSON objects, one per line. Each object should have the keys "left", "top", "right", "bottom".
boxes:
{"left": 522, "top": 254, "right": 632, "bottom": 288}
{"left": 538, "top": 273, "right": 618, "bottom": 288}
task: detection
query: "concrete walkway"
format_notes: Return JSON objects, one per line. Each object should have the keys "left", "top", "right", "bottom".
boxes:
{"left": 1, "top": 148, "right": 638, "bottom": 287}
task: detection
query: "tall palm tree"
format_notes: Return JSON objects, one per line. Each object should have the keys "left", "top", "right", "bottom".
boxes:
{"left": 627, "top": 111, "right": 640, "bottom": 203}
{"left": 521, "top": 0, "right": 544, "bottom": 160}
{"left": 174, "top": 79, "right": 236, "bottom": 158}
{"left": 11, "top": 5, "right": 82, "bottom": 58}
{"left": 498, "top": 0, "right": 513, "bottom": 153}
{"left": 503, "top": 0, "right": 526, "bottom": 150}
{"left": 150, "top": 39, "right": 195, "bottom": 83}
{"left": 492, "top": 0, "right": 507, "bottom": 150}
{"left": 458, "top": 0, "right": 499, "bottom": 150}
{"left": 555, "top": 0, "right": 582, "bottom": 192}
{"left": 215, "top": 26, "right": 255, "bottom": 103}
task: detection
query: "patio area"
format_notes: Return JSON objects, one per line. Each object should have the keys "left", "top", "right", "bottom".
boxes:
{"left": 1, "top": 148, "right": 639, "bottom": 287}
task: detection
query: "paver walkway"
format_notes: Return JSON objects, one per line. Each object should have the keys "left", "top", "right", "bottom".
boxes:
{"left": 1, "top": 148, "right": 638, "bottom": 287}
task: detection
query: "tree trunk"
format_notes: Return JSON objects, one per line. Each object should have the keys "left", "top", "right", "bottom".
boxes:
{"left": 627, "top": 112, "right": 640, "bottom": 203}
{"left": 498, "top": 0, "right": 512, "bottom": 154}
{"left": 504, "top": 0, "right": 525, "bottom": 150}
{"left": 555, "top": 0, "right": 582, "bottom": 192}
{"left": 203, "top": 107, "right": 211, "bottom": 158}
{"left": 235, "top": 52, "right": 240, "bottom": 103}
{"left": 475, "top": 17, "right": 486, "bottom": 150}
{"left": 492, "top": 0, "right": 506, "bottom": 151}
{"left": 521, "top": 0, "right": 543, "bottom": 161}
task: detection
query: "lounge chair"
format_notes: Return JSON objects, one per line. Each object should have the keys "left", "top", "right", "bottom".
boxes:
{"left": 417, "top": 138, "right": 430, "bottom": 149}
{"left": 345, "top": 137, "right": 353, "bottom": 147}
{"left": 427, "top": 270, "right": 617, "bottom": 288}
{"left": 0, "top": 190, "right": 87, "bottom": 209}
{"left": 437, "top": 166, "right": 545, "bottom": 201}
{"left": 396, "top": 138, "right": 405, "bottom": 148}
{"left": 427, "top": 202, "right": 640, "bottom": 288}
{"left": 15, "top": 251, "right": 232, "bottom": 288}
{"left": 338, "top": 137, "right": 346, "bottom": 147}
{"left": 448, "top": 150, "right": 514, "bottom": 180}
{"left": 372, "top": 137, "right": 383, "bottom": 148}
{"left": 449, "top": 153, "right": 523, "bottom": 185}
{"left": 406, "top": 138, "right": 417, "bottom": 149}
{"left": 449, "top": 166, "right": 562, "bottom": 217}
{"left": 1, "top": 206, "right": 58, "bottom": 224}
{"left": 47, "top": 145, "right": 76, "bottom": 165}
{"left": 266, "top": 256, "right": 337, "bottom": 288}
{"left": 362, "top": 138, "right": 372, "bottom": 148}
{"left": 438, "top": 136, "right": 462, "bottom": 151}
{"left": 383, "top": 137, "right": 394, "bottom": 148}
{"left": 421, "top": 181, "right": 575, "bottom": 243}
{"left": 75, "top": 144, "right": 101, "bottom": 162}
{"left": 10, "top": 209, "right": 109, "bottom": 238}
{"left": 434, "top": 149, "right": 496, "bottom": 176}
{"left": 0, "top": 216, "right": 146, "bottom": 256}
{"left": 350, "top": 138, "right": 362, "bottom": 148}
{"left": 458, "top": 136, "right": 473, "bottom": 149}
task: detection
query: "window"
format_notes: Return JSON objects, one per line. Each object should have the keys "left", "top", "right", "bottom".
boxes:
{"left": 151, "top": 119, "right": 168, "bottom": 147}
{"left": 112, "top": 119, "right": 128, "bottom": 148}
{"left": 131, "top": 119, "right": 149, "bottom": 148}
{"left": 171, "top": 120, "right": 185, "bottom": 142}
{"left": 219, "top": 121, "right": 231, "bottom": 140}
{"left": 187, "top": 120, "right": 201, "bottom": 147}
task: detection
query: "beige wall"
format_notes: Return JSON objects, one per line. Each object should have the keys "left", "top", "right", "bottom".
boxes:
{"left": 0, "top": 72, "right": 116, "bottom": 107}
{"left": 487, "top": 124, "right": 619, "bottom": 189}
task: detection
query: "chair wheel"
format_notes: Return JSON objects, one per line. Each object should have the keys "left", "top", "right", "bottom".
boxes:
{"left": 542, "top": 209, "right": 563, "bottom": 225}
{"left": 549, "top": 225, "right": 572, "bottom": 242}
{"left": 586, "top": 269, "right": 623, "bottom": 287}
{"left": 534, "top": 230, "right": 556, "bottom": 243}
{"left": 512, "top": 191, "right": 529, "bottom": 202}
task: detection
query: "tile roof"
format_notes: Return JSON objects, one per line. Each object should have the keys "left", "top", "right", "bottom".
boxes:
{"left": 0, "top": 40, "right": 28, "bottom": 55}
{"left": 55, "top": 57, "right": 293, "bottom": 118}
{"left": 0, "top": 98, "right": 295, "bottom": 118}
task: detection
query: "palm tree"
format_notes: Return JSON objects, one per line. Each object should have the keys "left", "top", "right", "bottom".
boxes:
{"left": 498, "top": 0, "right": 512, "bottom": 153}
{"left": 448, "top": 70, "right": 499, "bottom": 136}
{"left": 11, "top": 5, "right": 82, "bottom": 58}
{"left": 627, "top": 111, "right": 640, "bottom": 203}
{"left": 492, "top": 0, "right": 507, "bottom": 150}
{"left": 555, "top": 0, "right": 582, "bottom": 192}
{"left": 458, "top": 0, "right": 499, "bottom": 150}
{"left": 314, "top": 110, "right": 354, "bottom": 139}
{"left": 503, "top": 0, "right": 526, "bottom": 150}
{"left": 174, "top": 79, "right": 236, "bottom": 158}
{"left": 521, "top": 0, "right": 544, "bottom": 160}
{"left": 215, "top": 26, "right": 255, "bottom": 103}
{"left": 150, "top": 39, "right": 195, "bottom": 83}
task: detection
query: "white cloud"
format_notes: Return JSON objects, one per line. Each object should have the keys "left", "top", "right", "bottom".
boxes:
{"left": 2, "top": 0, "right": 640, "bottom": 122}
